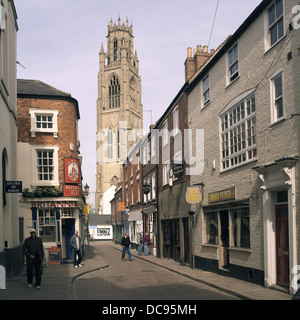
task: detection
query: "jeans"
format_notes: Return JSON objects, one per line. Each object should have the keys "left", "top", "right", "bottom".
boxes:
{"left": 122, "top": 246, "right": 132, "bottom": 260}
{"left": 73, "top": 249, "right": 82, "bottom": 267}
{"left": 27, "top": 257, "right": 42, "bottom": 286}
{"left": 144, "top": 243, "right": 149, "bottom": 256}
{"left": 138, "top": 241, "right": 143, "bottom": 255}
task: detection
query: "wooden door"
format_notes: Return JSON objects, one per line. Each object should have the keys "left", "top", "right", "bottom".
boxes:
{"left": 276, "top": 205, "right": 289, "bottom": 287}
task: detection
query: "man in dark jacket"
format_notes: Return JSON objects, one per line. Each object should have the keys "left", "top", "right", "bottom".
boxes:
{"left": 121, "top": 232, "right": 133, "bottom": 261}
{"left": 23, "top": 228, "right": 44, "bottom": 289}
{"left": 70, "top": 230, "right": 82, "bottom": 268}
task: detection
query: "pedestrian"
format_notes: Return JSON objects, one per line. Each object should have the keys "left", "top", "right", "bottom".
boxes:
{"left": 137, "top": 232, "right": 143, "bottom": 255}
{"left": 23, "top": 228, "right": 44, "bottom": 289}
{"left": 143, "top": 232, "right": 150, "bottom": 256}
{"left": 70, "top": 230, "right": 82, "bottom": 268}
{"left": 121, "top": 232, "right": 133, "bottom": 261}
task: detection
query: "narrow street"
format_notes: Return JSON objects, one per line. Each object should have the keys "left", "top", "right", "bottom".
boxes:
{"left": 72, "top": 242, "right": 239, "bottom": 300}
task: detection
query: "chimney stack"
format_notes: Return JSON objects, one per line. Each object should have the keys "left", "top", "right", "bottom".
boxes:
{"left": 184, "top": 44, "right": 215, "bottom": 82}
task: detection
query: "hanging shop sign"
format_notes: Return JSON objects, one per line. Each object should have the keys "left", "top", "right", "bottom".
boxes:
{"left": 208, "top": 187, "right": 235, "bottom": 203}
{"left": 64, "top": 158, "right": 81, "bottom": 184}
{"left": 142, "top": 184, "right": 151, "bottom": 195}
{"left": 173, "top": 163, "right": 184, "bottom": 178}
{"left": 185, "top": 187, "right": 202, "bottom": 205}
{"left": 119, "top": 202, "right": 125, "bottom": 211}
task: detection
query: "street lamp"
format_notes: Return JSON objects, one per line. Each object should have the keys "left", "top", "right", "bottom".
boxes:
{"left": 84, "top": 183, "right": 90, "bottom": 196}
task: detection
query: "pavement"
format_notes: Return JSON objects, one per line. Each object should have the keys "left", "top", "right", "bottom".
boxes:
{"left": 0, "top": 241, "right": 293, "bottom": 301}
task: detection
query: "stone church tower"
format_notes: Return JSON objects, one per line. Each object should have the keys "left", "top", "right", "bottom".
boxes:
{"left": 96, "top": 17, "right": 143, "bottom": 214}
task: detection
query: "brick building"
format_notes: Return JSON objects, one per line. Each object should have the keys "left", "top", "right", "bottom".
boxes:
{"left": 110, "top": 185, "right": 123, "bottom": 243}
{"left": 155, "top": 83, "right": 193, "bottom": 264}
{"left": 141, "top": 131, "right": 159, "bottom": 256}
{"left": 187, "top": 0, "right": 300, "bottom": 293}
{"left": 123, "top": 139, "right": 143, "bottom": 249}
{"left": 17, "top": 79, "right": 84, "bottom": 261}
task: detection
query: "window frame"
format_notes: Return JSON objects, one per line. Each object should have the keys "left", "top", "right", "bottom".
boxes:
{"left": 29, "top": 109, "right": 58, "bottom": 138}
{"left": 267, "top": 0, "right": 284, "bottom": 48}
{"left": 227, "top": 43, "right": 239, "bottom": 84}
{"left": 32, "top": 146, "right": 59, "bottom": 187}
{"left": 270, "top": 70, "right": 284, "bottom": 123}
{"left": 220, "top": 92, "right": 257, "bottom": 172}
{"left": 163, "top": 160, "right": 170, "bottom": 186}
{"left": 202, "top": 74, "right": 210, "bottom": 107}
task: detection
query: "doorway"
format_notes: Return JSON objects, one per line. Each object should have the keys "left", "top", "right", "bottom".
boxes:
{"left": 62, "top": 219, "right": 75, "bottom": 260}
{"left": 276, "top": 204, "right": 289, "bottom": 287}
{"left": 220, "top": 210, "right": 229, "bottom": 268}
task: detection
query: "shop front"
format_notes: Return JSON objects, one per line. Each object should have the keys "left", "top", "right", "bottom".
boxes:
{"left": 142, "top": 205, "right": 158, "bottom": 256}
{"left": 24, "top": 199, "right": 84, "bottom": 262}
{"left": 128, "top": 208, "right": 143, "bottom": 250}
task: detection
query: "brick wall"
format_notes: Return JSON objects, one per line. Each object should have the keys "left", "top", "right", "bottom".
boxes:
{"left": 17, "top": 97, "right": 79, "bottom": 186}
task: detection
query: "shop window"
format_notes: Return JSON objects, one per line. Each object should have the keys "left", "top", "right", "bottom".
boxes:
{"left": 38, "top": 208, "right": 56, "bottom": 242}
{"left": 232, "top": 208, "right": 250, "bottom": 248}
{"left": 205, "top": 211, "right": 219, "bottom": 245}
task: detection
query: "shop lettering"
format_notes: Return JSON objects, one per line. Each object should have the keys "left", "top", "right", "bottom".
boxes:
{"left": 31, "top": 201, "right": 78, "bottom": 208}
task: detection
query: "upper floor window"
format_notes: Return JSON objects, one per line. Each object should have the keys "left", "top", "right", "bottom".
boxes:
{"left": 228, "top": 44, "right": 239, "bottom": 83}
{"left": 162, "top": 120, "right": 169, "bottom": 147}
{"left": 29, "top": 109, "right": 58, "bottom": 138}
{"left": 37, "top": 150, "right": 54, "bottom": 181}
{"left": 268, "top": 0, "right": 284, "bottom": 47}
{"left": 271, "top": 71, "right": 284, "bottom": 122}
{"left": 203, "top": 75, "right": 210, "bottom": 106}
{"left": 109, "top": 76, "right": 120, "bottom": 109}
{"left": 221, "top": 91, "right": 257, "bottom": 171}
{"left": 172, "top": 106, "right": 179, "bottom": 136}
{"left": 32, "top": 146, "right": 59, "bottom": 186}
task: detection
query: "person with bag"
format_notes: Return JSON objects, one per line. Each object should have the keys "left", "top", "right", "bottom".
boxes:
{"left": 23, "top": 228, "right": 44, "bottom": 289}
{"left": 143, "top": 233, "right": 150, "bottom": 256}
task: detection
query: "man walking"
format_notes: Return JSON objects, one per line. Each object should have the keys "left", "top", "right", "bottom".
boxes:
{"left": 121, "top": 232, "right": 133, "bottom": 261}
{"left": 70, "top": 230, "right": 82, "bottom": 268}
{"left": 23, "top": 228, "right": 44, "bottom": 289}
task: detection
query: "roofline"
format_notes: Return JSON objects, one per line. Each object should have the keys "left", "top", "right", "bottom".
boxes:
{"left": 17, "top": 93, "right": 80, "bottom": 120}
{"left": 154, "top": 81, "right": 189, "bottom": 129}
{"left": 186, "top": 0, "right": 272, "bottom": 94}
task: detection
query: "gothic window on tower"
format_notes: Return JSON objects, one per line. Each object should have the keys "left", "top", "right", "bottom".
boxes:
{"left": 114, "top": 39, "right": 118, "bottom": 61}
{"left": 109, "top": 76, "right": 120, "bottom": 109}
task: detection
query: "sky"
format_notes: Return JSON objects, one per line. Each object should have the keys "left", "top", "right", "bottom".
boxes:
{"left": 14, "top": 0, "right": 263, "bottom": 206}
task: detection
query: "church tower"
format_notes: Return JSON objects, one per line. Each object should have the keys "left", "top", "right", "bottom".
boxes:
{"left": 96, "top": 17, "right": 143, "bottom": 214}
